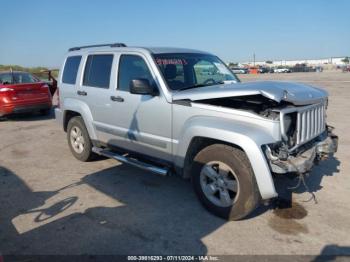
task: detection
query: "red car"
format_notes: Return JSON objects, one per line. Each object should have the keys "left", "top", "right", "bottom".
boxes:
{"left": 0, "top": 71, "right": 52, "bottom": 117}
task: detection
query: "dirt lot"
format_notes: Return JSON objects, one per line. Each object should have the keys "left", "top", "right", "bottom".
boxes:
{"left": 1, "top": 71, "right": 349, "bottom": 256}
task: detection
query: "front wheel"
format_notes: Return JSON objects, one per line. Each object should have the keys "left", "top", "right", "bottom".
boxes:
{"left": 67, "top": 116, "right": 95, "bottom": 161}
{"left": 191, "top": 144, "right": 261, "bottom": 220}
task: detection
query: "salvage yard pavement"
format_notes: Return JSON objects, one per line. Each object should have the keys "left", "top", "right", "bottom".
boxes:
{"left": 0, "top": 71, "right": 349, "bottom": 257}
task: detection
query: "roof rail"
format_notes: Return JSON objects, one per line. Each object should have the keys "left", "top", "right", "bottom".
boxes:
{"left": 68, "top": 43, "right": 127, "bottom": 52}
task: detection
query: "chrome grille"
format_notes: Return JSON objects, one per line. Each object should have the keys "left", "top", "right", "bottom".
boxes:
{"left": 280, "top": 102, "right": 326, "bottom": 150}
{"left": 296, "top": 103, "right": 326, "bottom": 145}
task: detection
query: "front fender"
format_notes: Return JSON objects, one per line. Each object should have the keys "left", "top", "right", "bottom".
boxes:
{"left": 63, "top": 98, "right": 97, "bottom": 140}
{"left": 175, "top": 116, "right": 280, "bottom": 199}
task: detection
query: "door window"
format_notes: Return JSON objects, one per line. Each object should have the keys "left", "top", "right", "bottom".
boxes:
{"left": 118, "top": 55, "right": 154, "bottom": 92}
{"left": 83, "top": 54, "right": 113, "bottom": 88}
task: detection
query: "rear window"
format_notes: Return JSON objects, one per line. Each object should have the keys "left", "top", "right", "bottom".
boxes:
{"left": 83, "top": 54, "right": 113, "bottom": 88}
{"left": 0, "top": 73, "right": 13, "bottom": 84}
{"left": 62, "top": 56, "right": 82, "bottom": 84}
{"left": 0, "top": 72, "right": 39, "bottom": 84}
{"left": 13, "top": 72, "right": 39, "bottom": 83}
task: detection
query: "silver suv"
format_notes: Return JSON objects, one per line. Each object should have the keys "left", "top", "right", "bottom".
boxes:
{"left": 55, "top": 43, "right": 338, "bottom": 220}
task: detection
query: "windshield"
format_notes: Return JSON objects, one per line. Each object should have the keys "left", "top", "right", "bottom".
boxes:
{"left": 153, "top": 53, "right": 238, "bottom": 91}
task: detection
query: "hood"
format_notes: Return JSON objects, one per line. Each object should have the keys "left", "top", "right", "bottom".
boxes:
{"left": 172, "top": 81, "right": 328, "bottom": 106}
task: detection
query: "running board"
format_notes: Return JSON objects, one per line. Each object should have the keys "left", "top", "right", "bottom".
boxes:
{"left": 92, "top": 147, "right": 169, "bottom": 176}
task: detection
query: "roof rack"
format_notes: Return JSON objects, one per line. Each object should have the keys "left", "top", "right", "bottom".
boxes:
{"left": 68, "top": 43, "right": 127, "bottom": 52}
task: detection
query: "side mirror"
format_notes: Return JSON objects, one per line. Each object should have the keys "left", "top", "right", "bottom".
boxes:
{"left": 129, "top": 79, "right": 158, "bottom": 96}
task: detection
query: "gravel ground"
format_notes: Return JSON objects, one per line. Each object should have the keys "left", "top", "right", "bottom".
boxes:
{"left": 0, "top": 71, "right": 349, "bottom": 257}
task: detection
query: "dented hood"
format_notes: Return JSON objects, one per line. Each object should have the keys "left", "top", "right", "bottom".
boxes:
{"left": 172, "top": 81, "right": 328, "bottom": 106}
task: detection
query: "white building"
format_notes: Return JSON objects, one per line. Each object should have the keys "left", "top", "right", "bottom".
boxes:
{"left": 237, "top": 56, "right": 347, "bottom": 67}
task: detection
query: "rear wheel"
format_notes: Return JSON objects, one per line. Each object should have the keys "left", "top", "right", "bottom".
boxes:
{"left": 67, "top": 116, "right": 94, "bottom": 161}
{"left": 191, "top": 144, "right": 260, "bottom": 220}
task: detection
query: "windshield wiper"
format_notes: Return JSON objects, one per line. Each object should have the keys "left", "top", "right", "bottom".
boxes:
{"left": 177, "top": 84, "right": 207, "bottom": 91}
{"left": 177, "top": 81, "right": 224, "bottom": 92}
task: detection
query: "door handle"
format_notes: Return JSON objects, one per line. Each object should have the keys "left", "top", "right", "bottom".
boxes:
{"left": 110, "top": 96, "right": 124, "bottom": 102}
{"left": 77, "top": 90, "right": 87, "bottom": 96}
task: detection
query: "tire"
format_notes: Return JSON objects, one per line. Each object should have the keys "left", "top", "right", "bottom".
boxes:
{"left": 67, "top": 116, "right": 94, "bottom": 162}
{"left": 191, "top": 144, "right": 261, "bottom": 220}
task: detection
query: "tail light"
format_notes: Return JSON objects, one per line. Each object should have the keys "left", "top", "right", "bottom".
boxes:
{"left": 0, "top": 87, "right": 14, "bottom": 92}
{"left": 0, "top": 87, "right": 14, "bottom": 96}
{"left": 41, "top": 84, "right": 51, "bottom": 98}
{"left": 41, "top": 84, "right": 49, "bottom": 89}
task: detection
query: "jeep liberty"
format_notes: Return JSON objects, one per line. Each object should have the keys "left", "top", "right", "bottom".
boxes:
{"left": 55, "top": 43, "right": 338, "bottom": 220}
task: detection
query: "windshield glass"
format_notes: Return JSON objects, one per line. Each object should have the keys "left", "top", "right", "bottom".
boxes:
{"left": 153, "top": 53, "right": 238, "bottom": 91}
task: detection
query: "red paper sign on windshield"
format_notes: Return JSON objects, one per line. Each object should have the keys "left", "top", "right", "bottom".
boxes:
{"left": 156, "top": 58, "right": 188, "bottom": 65}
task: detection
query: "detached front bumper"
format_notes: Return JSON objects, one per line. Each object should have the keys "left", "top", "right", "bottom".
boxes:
{"left": 265, "top": 128, "right": 338, "bottom": 174}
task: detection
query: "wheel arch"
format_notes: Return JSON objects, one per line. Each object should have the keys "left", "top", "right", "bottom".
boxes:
{"left": 174, "top": 119, "right": 278, "bottom": 200}
{"left": 62, "top": 98, "right": 97, "bottom": 140}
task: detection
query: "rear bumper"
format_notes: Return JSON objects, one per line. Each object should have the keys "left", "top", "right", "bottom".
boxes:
{"left": 265, "top": 127, "right": 338, "bottom": 174}
{"left": 0, "top": 102, "right": 51, "bottom": 116}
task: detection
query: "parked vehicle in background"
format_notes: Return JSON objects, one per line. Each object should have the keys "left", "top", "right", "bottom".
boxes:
{"left": 258, "top": 67, "right": 269, "bottom": 74}
{"left": 342, "top": 65, "right": 350, "bottom": 72}
{"left": 56, "top": 43, "right": 338, "bottom": 220}
{"left": 0, "top": 71, "right": 52, "bottom": 117}
{"left": 274, "top": 67, "right": 291, "bottom": 73}
{"left": 315, "top": 66, "right": 323, "bottom": 72}
{"left": 291, "top": 63, "right": 318, "bottom": 73}
{"left": 230, "top": 67, "right": 248, "bottom": 74}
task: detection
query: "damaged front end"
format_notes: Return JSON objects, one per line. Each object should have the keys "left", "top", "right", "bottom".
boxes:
{"left": 264, "top": 125, "right": 338, "bottom": 175}
{"left": 266, "top": 99, "right": 338, "bottom": 175}
{"left": 173, "top": 81, "right": 338, "bottom": 176}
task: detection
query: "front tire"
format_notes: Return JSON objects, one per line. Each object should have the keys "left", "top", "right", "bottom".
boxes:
{"left": 191, "top": 144, "right": 260, "bottom": 220}
{"left": 67, "top": 116, "right": 94, "bottom": 161}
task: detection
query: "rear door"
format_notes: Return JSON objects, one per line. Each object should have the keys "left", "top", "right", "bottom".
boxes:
{"left": 60, "top": 55, "right": 83, "bottom": 103}
{"left": 78, "top": 53, "right": 115, "bottom": 128}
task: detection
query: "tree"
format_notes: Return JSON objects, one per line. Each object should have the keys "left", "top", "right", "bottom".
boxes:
{"left": 265, "top": 60, "right": 273, "bottom": 64}
{"left": 342, "top": 57, "right": 349, "bottom": 64}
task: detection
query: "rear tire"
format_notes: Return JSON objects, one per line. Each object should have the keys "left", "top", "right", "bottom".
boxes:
{"left": 191, "top": 144, "right": 260, "bottom": 220}
{"left": 67, "top": 116, "right": 94, "bottom": 162}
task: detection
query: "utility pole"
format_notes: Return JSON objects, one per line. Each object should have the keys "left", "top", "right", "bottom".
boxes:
{"left": 253, "top": 53, "right": 256, "bottom": 66}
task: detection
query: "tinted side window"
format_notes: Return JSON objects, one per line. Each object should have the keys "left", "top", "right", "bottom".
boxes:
{"left": 83, "top": 54, "right": 113, "bottom": 88}
{"left": 118, "top": 55, "right": 154, "bottom": 92}
{"left": 62, "top": 56, "right": 81, "bottom": 84}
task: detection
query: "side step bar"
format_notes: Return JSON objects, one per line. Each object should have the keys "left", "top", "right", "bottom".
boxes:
{"left": 92, "top": 147, "right": 169, "bottom": 176}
